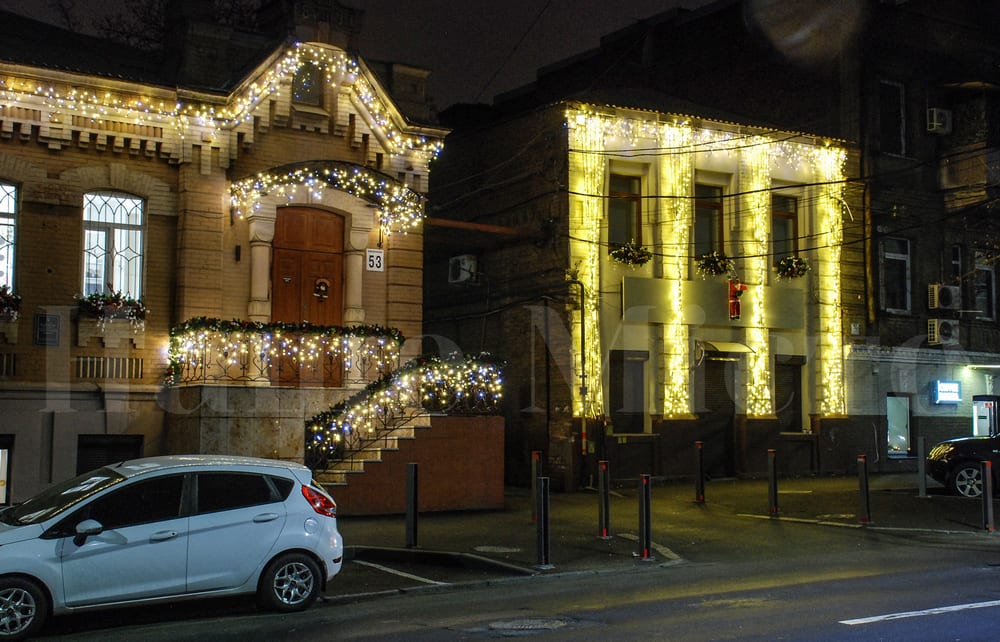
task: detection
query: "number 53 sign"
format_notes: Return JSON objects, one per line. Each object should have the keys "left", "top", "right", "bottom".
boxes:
{"left": 366, "top": 248, "right": 384, "bottom": 272}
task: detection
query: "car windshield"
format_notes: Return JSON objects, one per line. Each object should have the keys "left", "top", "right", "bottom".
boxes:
{"left": 1, "top": 467, "right": 127, "bottom": 526}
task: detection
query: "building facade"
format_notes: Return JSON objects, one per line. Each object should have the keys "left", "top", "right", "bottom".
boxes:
{"left": 426, "top": 100, "right": 863, "bottom": 488}
{"left": 0, "top": 1, "right": 447, "bottom": 502}
{"left": 425, "top": 0, "right": 1000, "bottom": 487}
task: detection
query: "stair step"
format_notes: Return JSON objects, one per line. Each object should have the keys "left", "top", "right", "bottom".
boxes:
{"left": 313, "top": 406, "right": 433, "bottom": 489}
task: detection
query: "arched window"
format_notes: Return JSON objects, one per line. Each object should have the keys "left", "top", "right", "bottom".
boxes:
{"left": 82, "top": 192, "right": 144, "bottom": 297}
{"left": 0, "top": 182, "right": 15, "bottom": 289}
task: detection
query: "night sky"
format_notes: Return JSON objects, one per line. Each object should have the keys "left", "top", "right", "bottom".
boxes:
{"left": 0, "top": 0, "right": 701, "bottom": 109}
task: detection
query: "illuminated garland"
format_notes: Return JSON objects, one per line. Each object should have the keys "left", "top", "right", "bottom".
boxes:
{"left": 230, "top": 160, "right": 425, "bottom": 231}
{"left": 305, "top": 353, "right": 505, "bottom": 468}
{"left": 566, "top": 109, "right": 606, "bottom": 418}
{"left": 0, "top": 43, "right": 442, "bottom": 157}
{"left": 565, "top": 104, "right": 848, "bottom": 423}
{"left": 657, "top": 122, "right": 693, "bottom": 416}
{"left": 741, "top": 140, "right": 772, "bottom": 416}
{"left": 165, "top": 317, "right": 404, "bottom": 385}
{"left": 816, "top": 146, "right": 847, "bottom": 415}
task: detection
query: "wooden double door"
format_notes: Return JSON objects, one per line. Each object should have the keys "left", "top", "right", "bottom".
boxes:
{"left": 270, "top": 207, "right": 344, "bottom": 387}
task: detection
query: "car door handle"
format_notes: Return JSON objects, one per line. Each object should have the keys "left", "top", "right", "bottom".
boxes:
{"left": 151, "top": 530, "right": 179, "bottom": 541}
{"left": 253, "top": 513, "right": 280, "bottom": 523}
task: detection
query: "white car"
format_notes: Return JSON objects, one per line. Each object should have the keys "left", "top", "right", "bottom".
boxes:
{"left": 0, "top": 455, "right": 343, "bottom": 639}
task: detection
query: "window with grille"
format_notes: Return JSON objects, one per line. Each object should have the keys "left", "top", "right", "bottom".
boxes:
{"left": 607, "top": 174, "right": 642, "bottom": 247}
{"left": 694, "top": 183, "right": 724, "bottom": 257}
{"left": 771, "top": 194, "right": 798, "bottom": 265}
{"left": 0, "top": 182, "right": 16, "bottom": 289}
{"left": 82, "top": 192, "right": 144, "bottom": 297}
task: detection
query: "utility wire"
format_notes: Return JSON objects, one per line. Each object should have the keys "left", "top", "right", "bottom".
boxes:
{"left": 472, "top": 0, "right": 554, "bottom": 103}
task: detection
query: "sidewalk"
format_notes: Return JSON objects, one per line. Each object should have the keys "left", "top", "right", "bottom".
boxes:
{"left": 335, "top": 472, "right": 997, "bottom": 577}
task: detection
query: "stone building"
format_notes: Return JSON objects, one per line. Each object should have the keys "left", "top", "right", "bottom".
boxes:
{"left": 425, "top": 0, "right": 1000, "bottom": 487}
{"left": 0, "top": 0, "right": 448, "bottom": 502}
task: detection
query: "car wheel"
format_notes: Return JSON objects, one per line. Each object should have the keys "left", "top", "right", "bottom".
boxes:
{"left": 950, "top": 463, "right": 984, "bottom": 498}
{"left": 258, "top": 553, "right": 321, "bottom": 613}
{"left": 0, "top": 577, "right": 48, "bottom": 640}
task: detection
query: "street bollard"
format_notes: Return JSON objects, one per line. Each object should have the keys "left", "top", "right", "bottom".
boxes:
{"left": 857, "top": 454, "right": 872, "bottom": 525}
{"left": 917, "top": 436, "right": 928, "bottom": 498}
{"left": 695, "top": 441, "right": 706, "bottom": 504}
{"left": 598, "top": 460, "right": 611, "bottom": 540}
{"left": 531, "top": 450, "right": 542, "bottom": 522}
{"left": 535, "top": 476, "right": 553, "bottom": 569}
{"left": 982, "top": 461, "right": 995, "bottom": 534}
{"left": 767, "top": 449, "right": 779, "bottom": 517}
{"left": 406, "top": 462, "right": 419, "bottom": 548}
{"left": 638, "top": 474, "right": 654, "bottom": 561}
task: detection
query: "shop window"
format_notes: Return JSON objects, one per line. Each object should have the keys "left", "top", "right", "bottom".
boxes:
{"left": 0, "top": 435, "right": 11, "bottom": 505}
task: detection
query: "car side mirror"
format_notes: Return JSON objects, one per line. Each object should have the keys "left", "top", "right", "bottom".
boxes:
{"left": 73, "top": 518, "right": 104, "bottom": 546}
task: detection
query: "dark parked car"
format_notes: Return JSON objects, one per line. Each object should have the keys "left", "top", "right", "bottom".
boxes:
{"left": 926, "top": 435, "right": 1000, "bottom": 497}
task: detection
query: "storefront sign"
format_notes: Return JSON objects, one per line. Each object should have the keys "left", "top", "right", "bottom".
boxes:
{"left": 932, "top": 380, "right": 962, "bottom": 404}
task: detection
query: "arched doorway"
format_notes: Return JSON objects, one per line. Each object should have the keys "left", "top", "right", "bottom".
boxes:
{"left": 271, "top": 207, "right": 344, "bottom": 386}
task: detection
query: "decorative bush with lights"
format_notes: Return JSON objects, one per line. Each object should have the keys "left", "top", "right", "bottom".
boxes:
{"left": 696, "top": 251, "right": 735, "bottom": 278}
{"left": 775, "top": 256, "right": 810, "bottom": 279}
{"left": 609, "top": 241, "right": 652, "bottom": 267}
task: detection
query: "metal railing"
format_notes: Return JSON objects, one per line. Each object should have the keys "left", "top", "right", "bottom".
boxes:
{"left": 304, "top": 353, "right": 504, "bottom": 473}
{"left": 165, "top": 318, "right": 403, "bottom": 387}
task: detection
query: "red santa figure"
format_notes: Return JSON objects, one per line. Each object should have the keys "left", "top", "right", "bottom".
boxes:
{"left": 728, "top": 278, "right": 748, "bottom": 320}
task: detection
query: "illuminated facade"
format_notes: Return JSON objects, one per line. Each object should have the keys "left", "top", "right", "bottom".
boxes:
{"left": 565, "top": 105, "right": 853, "bottom": 478}
{"left": 425, "top": 99, "right": 862, "bottom": 487}
{"left": 0, "top": 2, "right": 447, "bottom": 500}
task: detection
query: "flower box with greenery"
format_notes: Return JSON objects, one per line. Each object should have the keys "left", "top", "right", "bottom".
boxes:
{"left": 609, "top": 240, "right": 653, "bottom": 267}
{"left": 775, "top": 255, "right": 810, "bottom": 279}
{"left": 696, "top": 251, "right": 735, "bottom": 278}
{"left": 76, "top": 290, "right": 148, "bottom": 332}
{"left": 0, "top": 285, "right": 21, "bottom": 321}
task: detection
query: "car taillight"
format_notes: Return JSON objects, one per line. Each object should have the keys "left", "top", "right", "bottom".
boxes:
{"left": 302, "top": 485, "right": 337, "bottom": 517}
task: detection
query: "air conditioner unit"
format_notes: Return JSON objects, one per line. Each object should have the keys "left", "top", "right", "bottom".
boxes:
{"left": 926, "top": 107, "right": 952, "bottom": 134}
{"left": 448, "top": 254, "right": 478, "bottom": 285}
{"left": 928, "top": 284, "right": 961, "bottom": 310}
{"left": 928, "top": 318, "right": 960, "bottom": 346}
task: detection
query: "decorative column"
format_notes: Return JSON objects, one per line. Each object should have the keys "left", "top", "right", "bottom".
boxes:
{"left": 343, "top": 208, "right": 375, "bottom": 325}
{"left": 247, "top": 205, "right": 276, "bottom": 322}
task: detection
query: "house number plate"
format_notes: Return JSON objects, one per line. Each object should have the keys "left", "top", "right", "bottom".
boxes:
{"left": 366, "top": 249, "right": 384, "bottom": 272}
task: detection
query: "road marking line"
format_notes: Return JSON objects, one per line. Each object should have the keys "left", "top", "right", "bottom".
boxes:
{"left": 840, "top": 599, "right": 1000, "bottom": 625}
{"left": 616, "top": 533, "right": 681, "bottom": 560}
{"left": 353, "top": 559, "right": 450, "bottom": 585}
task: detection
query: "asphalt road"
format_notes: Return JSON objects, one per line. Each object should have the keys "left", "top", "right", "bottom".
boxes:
{"left": 37, "top": 480, "right": 1000, "bottom": 641}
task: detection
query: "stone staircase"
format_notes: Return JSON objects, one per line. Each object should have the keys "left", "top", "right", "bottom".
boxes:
{"left": 314, "top": 409, "right": 431, "bottom": 488}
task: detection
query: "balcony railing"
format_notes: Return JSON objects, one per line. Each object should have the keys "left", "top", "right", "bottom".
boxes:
{"left": 165, "top": 318, "right": 403, "bottom": 387}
